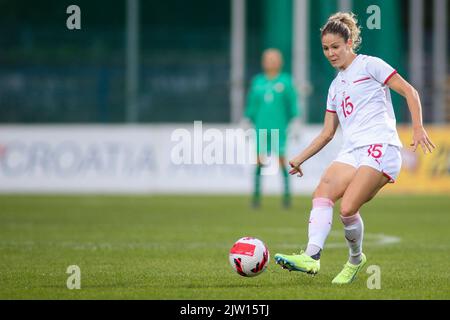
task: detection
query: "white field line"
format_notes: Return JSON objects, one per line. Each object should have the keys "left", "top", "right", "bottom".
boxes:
{"left": 0, "top": 231, "right": 401, "bottom": 251}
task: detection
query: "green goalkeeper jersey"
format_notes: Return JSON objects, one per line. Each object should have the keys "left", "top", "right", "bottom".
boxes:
{"left": 245, "top": 72, "right": 300, "bottom": 130}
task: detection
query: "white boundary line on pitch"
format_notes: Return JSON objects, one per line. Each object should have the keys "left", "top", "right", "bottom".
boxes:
{"left": 0, "top": 232, "right": 401, "bottom": 251}
{"left": 273, "top": 231, "right": 401, "bottom": 249}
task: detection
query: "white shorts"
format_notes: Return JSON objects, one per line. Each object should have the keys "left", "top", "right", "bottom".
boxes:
{"left": 333, "top": 144, "right": 402, "bottom": 183}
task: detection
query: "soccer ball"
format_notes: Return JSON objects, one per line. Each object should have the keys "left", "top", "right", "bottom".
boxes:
{"left": 229, "top": 237, "right": 269, "bottom": 277}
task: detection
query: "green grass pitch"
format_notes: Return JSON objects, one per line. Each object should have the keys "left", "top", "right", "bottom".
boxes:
{"left": 0, "top": 194, "right": 449, "bottom": 299}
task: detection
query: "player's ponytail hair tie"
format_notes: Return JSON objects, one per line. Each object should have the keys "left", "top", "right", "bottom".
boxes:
{"left": 321, "top": 12, "right": 362, "bottom": 51}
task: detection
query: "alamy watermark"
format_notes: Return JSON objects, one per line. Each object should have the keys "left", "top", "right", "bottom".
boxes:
{"left": 65, "top": 4, "right": 381, "bottom": 31}
{"left": 366, "top": 265, "right": 381, "bottom": 289}
{"left": 366, "top": 5, "right": 381, "bottom": 30}
{"left": 66, "top": 265, "right": 81, "bottom": 289}
{"left": 66, "top": 5, "right": 81, "bottom": 30}
{"left": 170, "top": 121, "right": 281, "bottom": 175}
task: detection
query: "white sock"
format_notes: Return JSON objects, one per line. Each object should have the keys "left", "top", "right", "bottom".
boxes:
{"left": 341, "top": 213, "right": 364, "bottom": 265}
{"left": 305, "top": 198, "right": 334, "bottom": 258}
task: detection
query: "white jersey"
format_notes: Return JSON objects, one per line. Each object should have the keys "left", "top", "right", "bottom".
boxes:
{"left": 326, "top": 54, "right": 403, "bottom": 152}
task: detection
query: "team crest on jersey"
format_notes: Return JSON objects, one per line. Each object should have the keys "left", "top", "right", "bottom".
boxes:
{"left": 274, "top": 83, "right": 285, "bottom": 92}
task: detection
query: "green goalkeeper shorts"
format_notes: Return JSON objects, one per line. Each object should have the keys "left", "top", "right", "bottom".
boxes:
{"left": 256, "top": 128, "right": 287, "bottom": 157}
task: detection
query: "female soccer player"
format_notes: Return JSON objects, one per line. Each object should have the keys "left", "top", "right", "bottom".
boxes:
{"left": 274, "top": 12, "right": 435, "bottom": 284}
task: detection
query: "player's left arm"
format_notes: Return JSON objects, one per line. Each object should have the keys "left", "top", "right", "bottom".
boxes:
{"left": 386, "top": 73, "right": 436, "bottom": 154}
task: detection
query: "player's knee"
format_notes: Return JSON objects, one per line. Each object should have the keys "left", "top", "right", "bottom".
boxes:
{"left": 340, "top": 202, "right": 358, "bottom": 217}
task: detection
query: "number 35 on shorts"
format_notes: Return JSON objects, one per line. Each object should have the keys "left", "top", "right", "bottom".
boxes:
{"left": 365, "top": 144, "right": 402, "bottom": 183}
{"left": 367, "top": 144, "right": 385, "bottom": 160}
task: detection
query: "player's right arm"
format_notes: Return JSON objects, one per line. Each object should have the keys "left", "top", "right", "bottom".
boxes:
{"left": 289, "top": 111, "right": 339, "bottom": 177}
{"left": 244, "top": 77, "right": 259, "bottom": 124}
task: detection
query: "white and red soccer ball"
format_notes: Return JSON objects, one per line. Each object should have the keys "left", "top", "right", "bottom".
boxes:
{"left": 229, "top": 237, "right": 269, "bottom": 277}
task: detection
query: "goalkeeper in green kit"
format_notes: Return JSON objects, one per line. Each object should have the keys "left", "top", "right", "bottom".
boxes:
{"left": 244, "top": 48, "right": 300, "bottom": 209}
